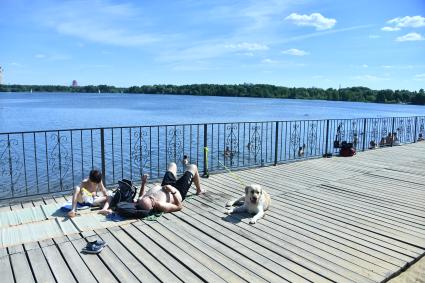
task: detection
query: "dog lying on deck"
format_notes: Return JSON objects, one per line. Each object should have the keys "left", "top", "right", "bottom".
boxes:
{"left": 225, "top": 184, "right": 271, "bottom": 224}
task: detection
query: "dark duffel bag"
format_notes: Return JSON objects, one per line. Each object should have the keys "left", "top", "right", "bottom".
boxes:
{"left": 109, "top": 179, "right": 137, "bottom": 209}
{"left": 115, "top": 202, "right": 151, "bottom": 218}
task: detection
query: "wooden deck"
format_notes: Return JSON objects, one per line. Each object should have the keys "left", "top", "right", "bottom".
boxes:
{"left": 1, "top": 142, "right": 425, "bottom": 282}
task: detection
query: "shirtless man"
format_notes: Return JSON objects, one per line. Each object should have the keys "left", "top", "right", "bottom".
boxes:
{"left": 68, "top": 169, "right": 108, "bottom": 217}
{"left": 137, "top": 161, "right": 205, "bottom": 213}
{"left": 98, "top": 160, "right": 205, "bottom": 215}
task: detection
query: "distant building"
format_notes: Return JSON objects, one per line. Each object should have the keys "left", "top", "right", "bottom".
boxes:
{"left": 0, "top": 66, "right": 3, "bottom": 85}
{"left": 72, "top": 80, "right": 78, "bottom": 87}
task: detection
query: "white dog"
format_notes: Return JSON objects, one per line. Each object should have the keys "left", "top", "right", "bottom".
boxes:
{"left": 225, "top": 184, "right": 271, "bottom": 224}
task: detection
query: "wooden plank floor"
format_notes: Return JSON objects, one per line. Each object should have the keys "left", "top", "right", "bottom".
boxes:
{"left": 1, "top": 142, "right": 425, "bottom": 282}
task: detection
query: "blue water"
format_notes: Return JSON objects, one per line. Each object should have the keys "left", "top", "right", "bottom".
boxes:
{"left": 1, "top": 92, "right": 424, "bottom": 132}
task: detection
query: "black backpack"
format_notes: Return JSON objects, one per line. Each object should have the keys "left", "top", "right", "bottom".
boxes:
{"left": 115, "top": 202, "right": 151, "bottom": 218}
{"left": 340, "top": 142, "right": 356, "bottom": 157}
{"left": 109, "top": 179, "right": 137, "bottom": 208}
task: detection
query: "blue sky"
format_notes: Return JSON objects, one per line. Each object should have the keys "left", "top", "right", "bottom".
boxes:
{"left": 1, "top": 0, "right": 424, "bottom": 90}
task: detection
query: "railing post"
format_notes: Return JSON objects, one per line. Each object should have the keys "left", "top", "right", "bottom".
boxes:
{"left": 324, "top": 119, "right": 330, "bottom": 156}
{"left": 414, "top": 116, "right": 418, "bottom": 143}
{"left": 274, "top": 122, "right": 279, "bottom": 165}
{"left": 7, "top": 136, "right": 14, "bottom": 197}
{"left": 100, "top": 128, "right": 106, "bottom": 183}
{"left": 391, "top": 117, "right": 395, "bottom": 147}
{"left": 202, "top": 124, "right": 209, "bottom": 178}
{"left": 362, "top": 118, "right": 367, "bottom": 151}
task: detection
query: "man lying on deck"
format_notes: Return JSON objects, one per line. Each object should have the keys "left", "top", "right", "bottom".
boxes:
{"left": 98, "top": 158, "right": 205, "bottom": 215}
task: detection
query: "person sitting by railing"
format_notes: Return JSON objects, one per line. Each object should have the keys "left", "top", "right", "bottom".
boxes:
{"left": 379, "top": 137, "right": 387, "bottom": 147}
{"left": 297, "top": 144, "right": 305, "bottom": 157}
{"left": 418, "top": 133, "right": 424, "bottom": 141}
{"left": 224, "top": 146, "right": 234, "bottom": 158}
{"left": 392, "top": 132, "right": 400, "bottom": 145}
{"left": 68, "top": 169, "right": 108, "bottom": 218}
{"left": 386, "top": 133, "right": 394, "bottom": 146}
{"left": 353, "top": 133, "right": 358, "bottom": 148}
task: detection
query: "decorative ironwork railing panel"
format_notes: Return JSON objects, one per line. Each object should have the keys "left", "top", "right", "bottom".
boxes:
{"left": 1, "top": 116, "right": 424, "bottom": 200}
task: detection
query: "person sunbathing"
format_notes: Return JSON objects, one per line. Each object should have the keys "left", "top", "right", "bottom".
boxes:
{"left": 68, "top": 169, "right": 108, "bottom": 218}
{"left": 137, "top": 161, "right": 205, "bottom": 213}
{"left": 98, "top": 159, "right": 205, "bottom": 215}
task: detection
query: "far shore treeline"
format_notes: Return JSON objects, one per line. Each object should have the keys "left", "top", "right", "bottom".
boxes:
{"left": 1, "top": 84, "right": 424, "bottom": 105}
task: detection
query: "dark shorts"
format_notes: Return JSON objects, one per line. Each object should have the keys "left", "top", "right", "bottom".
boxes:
{"left": 161, "top": 171, "right": 194, "bottom": 200}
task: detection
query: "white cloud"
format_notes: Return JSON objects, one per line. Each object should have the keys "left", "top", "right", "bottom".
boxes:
{"left": 37, "top": 1, "right": 159, "bottom": 47}
{"left": 10, "top": 62, "right": 24, "bottom": 67}
{"left": 415, "top": 73, "right": 425, "bottom": 80}
{"left": 171, "top": 62, "right": 219, "bottom": 71}
{"left": 34, "top": 53, "right": 70, "bottom": 61}
{"left": 381, "top": 65, "right": 393, "bottom": 69}
{"left": 278, "top": 25, "right": 369, "bottom": 44}
{"left": 237, "top": 52, "right": 254, "bottom": 56}
{"left": 362, "top": 64, "right": 368, "bottom": 68}
{"left": 368, "top": 34, "right": 381, "bottom": 39}
{"left": 381, "top": 26, "right": 400, "bottom": 32}
{"left": 261, "top": 58, "right": 278, "bottom": 64}
{"left": 285, "top": 13, "right": 336, "bottom": 30}
{"left": 281, "top": 48, "right": 309, "bottom": 56}
{"left": 353, "top": 74, "right": 389, "bottom": 81}
{"left": 396, "top": 32, "right": 424, "bottom": 42}
{"left": 55, "top": 21, "right": 158, "bottom": 47}
{"left": 388, "top": 16, "right": 425, "bottom": 28}
{"left": 224, "top": 42, "right": 269, "bottom": 51}
{"left": 208, "top": 1, "right": 292, "bottom": 32}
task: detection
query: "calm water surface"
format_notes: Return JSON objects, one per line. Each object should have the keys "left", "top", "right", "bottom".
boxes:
{"left": 1, "top": 92, "right": 424, "bottom": 132}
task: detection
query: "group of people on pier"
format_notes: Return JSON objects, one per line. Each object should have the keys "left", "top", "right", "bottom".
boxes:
{"left": 67, "top": 156, "right": 205, "bottom": 218}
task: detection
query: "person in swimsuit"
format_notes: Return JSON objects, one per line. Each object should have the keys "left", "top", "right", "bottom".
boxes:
{"left": 68, "top": 169, "right": 108, "bottom": 218}
{"left": 137, "top": 161, "right": 205, "bottom": 213}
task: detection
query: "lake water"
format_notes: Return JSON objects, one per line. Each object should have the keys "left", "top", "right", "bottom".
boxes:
{"left": 1, "top": 92, "right": 424, "bottom": 133}
{"left": 1, "top": 91, "right": 424, "bottom": 200}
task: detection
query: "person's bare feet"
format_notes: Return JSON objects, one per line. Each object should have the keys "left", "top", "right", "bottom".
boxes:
{"left": 196, "top": 188, "right": 206, "bottom": 195}
{"left": 98, "top": 209, "right": 112, "bottom": 216}
{"left": 68, "top": 210, "right": 76, "bottom": 218}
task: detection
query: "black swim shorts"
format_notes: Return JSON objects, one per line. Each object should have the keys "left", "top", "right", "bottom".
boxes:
{"left": 161, "top": 171, "right": 194, "bottom": 200}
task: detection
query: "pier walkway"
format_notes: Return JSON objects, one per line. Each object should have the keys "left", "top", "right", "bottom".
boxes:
{"left": 0, "top": 142, "right": 424, "bottom": 282}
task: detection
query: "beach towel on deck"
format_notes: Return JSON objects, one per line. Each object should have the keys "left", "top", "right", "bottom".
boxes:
{"left": 60, "top": 201, "right": 92, "bottom": 212}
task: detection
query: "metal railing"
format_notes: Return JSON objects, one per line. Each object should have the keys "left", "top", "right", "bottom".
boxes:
{"left": 1, "top": 116, "right": 424, "bottom": 200}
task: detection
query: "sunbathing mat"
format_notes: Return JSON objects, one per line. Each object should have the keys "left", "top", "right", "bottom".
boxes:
{"left": 0, "top": 203, "right": 97, "bottom": 229}
{"left": 1, "top": 212, "right": 138, "bottom": 248}
{"left": 0, "top": 204, "right": 140, "bottom": 248}
{"left": 0, "top": 218, "right": 78, "bottom": 248}
{"left": 41, "top": 202, "right": 94, "bottom": 219}
{"left": 0, "top": 206, "right": 46, "bottom": 228}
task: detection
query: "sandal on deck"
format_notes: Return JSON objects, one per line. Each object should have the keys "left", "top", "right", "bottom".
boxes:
{"left": 82, "top": 240, "right": 106, "bottom": 254}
